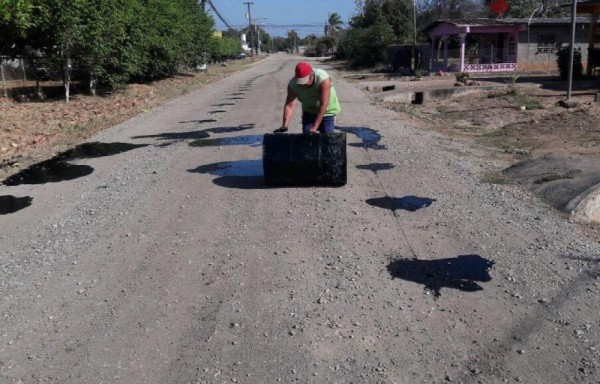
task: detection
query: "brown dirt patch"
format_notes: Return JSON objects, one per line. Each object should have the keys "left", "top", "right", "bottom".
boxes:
{"left": 0, "top": 57, "right": 262, "bottom": 179}
{"left": 382, "top": 79, "right": 600, "bottom": 160}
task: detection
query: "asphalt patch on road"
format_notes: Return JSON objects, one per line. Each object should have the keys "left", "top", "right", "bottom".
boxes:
{"left": 387, "top": 255, "right": 494, "bottom": 297}
{"left": 132, "top": 125, "right": 255, "bottom": 143}
{"left": 2, "top": 142, "right": 146, "bottom": 186}
{"left": 205, "top": 124, "right": 255, "bottom": 134}
{"left": 502, "top": 154, "right": 600, "bottom": 212}
{"left": 132, "top": 130, "right": 211, "bottom": 141}
{"left": 178, "top": 119, "right": 218, "bottom": 124}
{"left": 2, "top": 161, "right": 94, "bottom": 186}
{"left": 190, "top": 135, "right": 263, "bottom": 148}
{"left": 0, "top": 195, "right": 33, "bottom": 214}
{"left": 367, "top": 196, "right": 436, "bottom": 212}
{"left": 357, "top": 163, "right": 395, "bottom": 173}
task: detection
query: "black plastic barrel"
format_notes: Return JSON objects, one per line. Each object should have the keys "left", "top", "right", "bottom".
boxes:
{"left": 263, "top": 132, "right": 347, "bottom": 186}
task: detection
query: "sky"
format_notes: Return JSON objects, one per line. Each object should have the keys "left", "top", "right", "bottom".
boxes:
{"left": 208, "top": 0, "right": 358, "bottom": 38}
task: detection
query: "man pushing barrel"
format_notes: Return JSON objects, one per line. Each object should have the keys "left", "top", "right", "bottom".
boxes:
{"left": 274, "top": 62, "right": 341, "bottom": 134}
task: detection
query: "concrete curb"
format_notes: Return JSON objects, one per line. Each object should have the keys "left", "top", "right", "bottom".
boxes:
{"left": 568, "top": 183, "right": 600, "bottom": 223}
{"left": 374, "top": 85, "right": 502, "bottom": 104}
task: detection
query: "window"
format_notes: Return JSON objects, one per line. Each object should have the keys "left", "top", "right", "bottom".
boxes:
{"left": 537, "top": 34, "right": 556, "bottom": 54}
{"left": 508, "top": 36, "right": 516, "bottom": 56}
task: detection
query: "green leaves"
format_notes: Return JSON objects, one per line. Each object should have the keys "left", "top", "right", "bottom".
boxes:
{"left": 339, "top": 0, "right": 411, "bottom": 67}
{"left": 2, "top": 0, "right": 217, "bottom": 91}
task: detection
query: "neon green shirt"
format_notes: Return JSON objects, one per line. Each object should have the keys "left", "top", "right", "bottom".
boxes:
{"left": 288, "top": 68, "right": 341, "bottom": 116}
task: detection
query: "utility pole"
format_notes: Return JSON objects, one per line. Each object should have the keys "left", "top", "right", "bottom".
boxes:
{"left": 244, "top": 2, "right": 254, "bottom": 55}
{"left": 254, "top": 17, "right": 267, "bottom": 55}
{"left": 199, "top": 0, "right": 206, "bottom": 12}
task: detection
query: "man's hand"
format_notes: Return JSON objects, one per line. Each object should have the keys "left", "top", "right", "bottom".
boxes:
{"left": 307, "top": 125, "right": 319, "bottom": 134}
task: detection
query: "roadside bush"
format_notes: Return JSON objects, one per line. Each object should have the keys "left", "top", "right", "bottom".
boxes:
{"left": 337, "top": 22, "right": 395, "bottom": 68}
{"left": 207, "top": 37, "right": 243, "bottom": 62}
{"left": 556, "top": 46, "right": 583, "bottom": 81}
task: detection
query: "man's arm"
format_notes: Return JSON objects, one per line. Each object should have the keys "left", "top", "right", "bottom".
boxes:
{"left": 308, "top": 78, "right": 331, "bottom": 133}
{"left": 282, "top": 86, "right": 298, "bottom": 129}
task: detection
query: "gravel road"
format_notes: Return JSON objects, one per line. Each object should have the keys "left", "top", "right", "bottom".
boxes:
{"left": 1, "top": 54, "right": 599, "bottom": 384}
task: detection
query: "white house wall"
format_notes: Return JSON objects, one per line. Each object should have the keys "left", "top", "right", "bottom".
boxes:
{"left": 517, "top": 24, "right": 590, "bottom": 71}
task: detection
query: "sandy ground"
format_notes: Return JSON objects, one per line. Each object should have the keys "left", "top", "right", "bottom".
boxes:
{"left": 1, "top": 55, "right": 600, "bottom": 383}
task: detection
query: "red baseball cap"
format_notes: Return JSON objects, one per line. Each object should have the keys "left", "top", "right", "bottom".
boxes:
{"left": 295, "top": 62, "right": 313, "bottom": 85}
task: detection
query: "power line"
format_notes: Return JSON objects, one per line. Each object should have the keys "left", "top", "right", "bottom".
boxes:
{"left": 207, "top": 0, "right": 235, "bottom": 30}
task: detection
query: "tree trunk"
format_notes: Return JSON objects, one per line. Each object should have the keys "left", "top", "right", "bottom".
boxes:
{"left": 21, "top": 58, "right": 27, "bottom": 82}
{"left": 89, "top": 73, "right": 97, "bottom": 96}
{"left": 64, "top": 56, "right": 71, "bottom": 103}
{"left": 0, "top": 60, "right": 8, "bottom": 98}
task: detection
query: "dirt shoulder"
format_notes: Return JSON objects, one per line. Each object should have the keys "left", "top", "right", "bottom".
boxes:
{"left": 0, "top": 57, "right": 263, "bottom": 179}
{"left": 334, "top": 68, "right": 600, "bottom": 160}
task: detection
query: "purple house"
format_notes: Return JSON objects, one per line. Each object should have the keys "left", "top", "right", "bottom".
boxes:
{"left": 424, "top": 19, "right": 524, "bottom": 73}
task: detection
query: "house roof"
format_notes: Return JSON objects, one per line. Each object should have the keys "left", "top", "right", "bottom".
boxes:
{"left": 422, "top": 19, "right": 508, "bottom": 33}
{"left": 503, "top": 17, "right": 592, "bottom": 25}
{"left": 422, "top": 17, "right": 593, "bottom": 34}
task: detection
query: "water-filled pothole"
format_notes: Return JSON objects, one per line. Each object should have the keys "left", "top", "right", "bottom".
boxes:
{"left": 338, "top": 127, "right": 386, "bottom": 150}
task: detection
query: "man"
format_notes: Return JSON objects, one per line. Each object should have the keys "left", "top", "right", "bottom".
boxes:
{"left": 274, "top": 62, "right": 341, "bottom": 134}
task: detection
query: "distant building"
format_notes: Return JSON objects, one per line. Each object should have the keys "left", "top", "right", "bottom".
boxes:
{"left": 421, "top": 17, "right": 597, "bottom": 73}
{"left": 241, "top": 33, "right": 251, "bottom": 54}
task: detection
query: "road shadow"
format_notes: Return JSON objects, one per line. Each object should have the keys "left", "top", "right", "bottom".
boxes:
{"left": 356, "top": 163, "right": 395, "bottom": 174}
{"left": 337, "top": 126, "right": 386, "bottom": 150}
{"left": 0, "top": 195, "right": 33, "bottom": 214}
{"left": 367, "top": 196, "right": 436, "bottom": 212}
{"left": 387, "top": 255, "right": 494, "bottom": 297}
{"left": 188, "top": 160, "right": 266, "bottom": 189}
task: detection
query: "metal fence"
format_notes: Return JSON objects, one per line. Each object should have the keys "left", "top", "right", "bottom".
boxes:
{"left": 430, "top": 48, "right": 560, "bottom": 72}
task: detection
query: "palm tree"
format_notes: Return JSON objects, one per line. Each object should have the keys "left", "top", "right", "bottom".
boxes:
{"left": 287, "top": 29, "right": 299, "bottom": 53}
{"left": 324, "top": 12, "right": 344, "bottom": 37}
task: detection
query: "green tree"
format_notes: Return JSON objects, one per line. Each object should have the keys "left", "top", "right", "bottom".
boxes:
{"left": 272, "top": 36, "right": 287, "bottom": 52}
{"left": 1, "top": 0, "right": 216, "bottom": 99}
{"left": 338, "top": 0, "right": 405, "bottom": 67}
{"left": 324, "top": 12, "right": 344, "bottom": 37}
